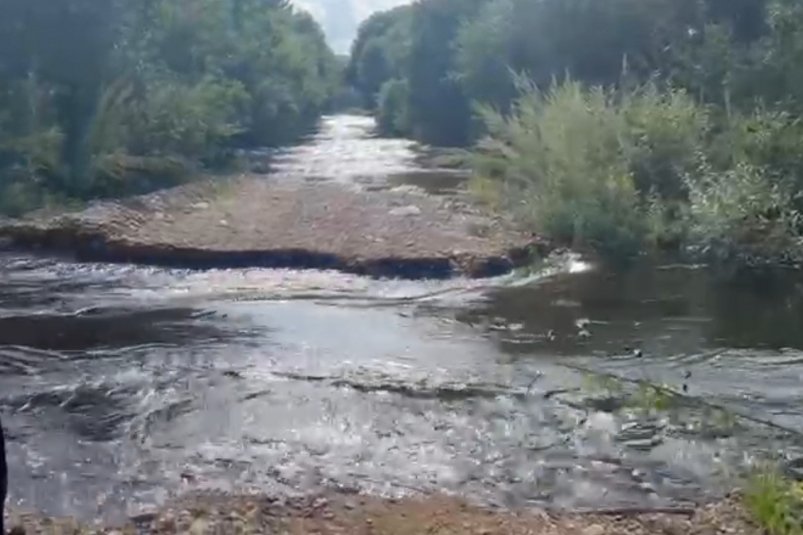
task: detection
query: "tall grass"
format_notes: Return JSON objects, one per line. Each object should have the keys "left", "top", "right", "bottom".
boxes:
{"left": 745, "top": 468, "right": 803, "bottom": 535}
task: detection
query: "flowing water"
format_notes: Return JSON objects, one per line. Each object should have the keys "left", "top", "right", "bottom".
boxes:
{"left": 2, "top": 115, "right": 803, "bottom": 522}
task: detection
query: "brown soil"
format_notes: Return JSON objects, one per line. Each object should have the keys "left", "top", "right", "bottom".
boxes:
{"left": 5, "top": 492, "right": 759, "bottom": 535}
{"left": 0, "top": 176, "right": 544, "bottom": 278}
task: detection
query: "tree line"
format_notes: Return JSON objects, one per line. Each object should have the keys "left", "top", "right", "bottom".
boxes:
{"left": 349, "top": 0, "right": 803, "bottom": 262}
{"left": 0, "top": 0, "right": 340, "bottom": 214}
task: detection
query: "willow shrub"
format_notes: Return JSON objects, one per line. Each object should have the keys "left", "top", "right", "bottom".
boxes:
{"left": 473, "top": 79, "right": 706, "bottom": 258}
{"left": 685, "top": 160, "right": 801, "bottom": 261}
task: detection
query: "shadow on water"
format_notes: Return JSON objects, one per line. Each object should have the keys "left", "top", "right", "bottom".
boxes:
{"left": 457, "top": 258, "right": 803, "bottom": 438}
{"left": 0, "top": 308, "right": 235, "bottom": 352}
{"left": 460, "top": 260, "right": 803, "bottom": 356}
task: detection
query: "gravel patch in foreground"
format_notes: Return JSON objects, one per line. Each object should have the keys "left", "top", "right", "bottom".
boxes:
{"left": 5, "top": 492, "right": 759, "bottom": 534}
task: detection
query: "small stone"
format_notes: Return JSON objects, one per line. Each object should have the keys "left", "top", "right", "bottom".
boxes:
{"left": 190, "top": 517, "right": 209, "bottom": 535}
{"left": 389, "top": 205, "right": 422, "bottom": 217}
{"left": 582, "top": 524, "right": 606, "bottom": 535}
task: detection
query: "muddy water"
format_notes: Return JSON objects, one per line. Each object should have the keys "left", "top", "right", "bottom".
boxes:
{"left": 2, "top": 115, "right": 803, "bottom": 522}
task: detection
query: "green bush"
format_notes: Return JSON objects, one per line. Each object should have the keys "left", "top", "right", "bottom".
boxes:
{"left": 471, "top": 75, "right": 803, "bottom": 261}
{"left": 0, "top": 0, "right": 339, "bottom": 216}
{"left": 377, "top": 78, "right": 411, "bottom": 136}
{"left": 621, "top": 84, "right": 709, "bottom": 200}
{"left": 131, "top": 77, "right": 249, "bottom": 161}
{"left": 473, "top": 79, "right": 709, "bottom": 257}
{"left": 685, "top": 160, "right": 801, "bottom": 260}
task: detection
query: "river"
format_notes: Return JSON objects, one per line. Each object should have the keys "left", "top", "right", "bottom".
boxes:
{"left": 1, "top": 115, "right": 802, "bottom": 522}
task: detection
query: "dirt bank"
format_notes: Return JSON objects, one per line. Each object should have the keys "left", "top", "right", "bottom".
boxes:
{"left": 5, "top": 492, "right": 759, "bottom": 534}
{"left": 0, "top": 176, "right": 544, "bottom": 279}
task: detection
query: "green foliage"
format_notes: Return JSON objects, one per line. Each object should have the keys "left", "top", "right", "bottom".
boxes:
{"left": 351, "top": 0, "right": 775, "bottom": 146}
{"left": 128, "top": 77, "right": 249, "bottom": 160}
{"left": 347, "top": 5, "right": 413, "bottom": 110}
{"left": 473, "top": 80, "right": 710, "bottom": 257}
{"left": 581, "top": 373, "right": 679, "bottom": 414}
{"left": 620, "top": 85, "right": 710, "bottom": 200}
{"left": 632, "top": 382, "right": 674, "bottom": 413}
{"left": 407, "top": 0, "right": 489, "bottom": 146}
{"left": 745, "top": 468, "right": 803, "bottom": 535}
{"left": 582, "top": 373, "right": 626, "bottom": 399}
{"left": 685, "top": 161, "right": 801, "bottom": 260}
{"left": 377, "top": 79, "right": 411, "bottom": 136}
{"left": 453, "top": 0, "right": 516, "bottom": 112}
{"left": 749, "top": 0, "right": 803, "bottom": 112}
{"left": 472, "top": 74, "right": 803, "bottom": 260}
{"left": 0, "top": 0, "right": 338, "bottom": 214}
{"left": 684, "top": 108, "right": 803, "bottom": 262}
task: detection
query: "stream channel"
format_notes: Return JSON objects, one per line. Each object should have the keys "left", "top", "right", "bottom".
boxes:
{"left": 1, "top": 115, "right": 802, "bottom": 521}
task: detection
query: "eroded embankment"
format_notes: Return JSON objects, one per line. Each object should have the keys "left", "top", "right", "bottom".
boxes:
{"left": 0, "top": 177, "right": 545, "bottom": 279}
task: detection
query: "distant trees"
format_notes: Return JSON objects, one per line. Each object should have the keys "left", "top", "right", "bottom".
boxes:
{"left": 347, "top": 5, "right": 413, "bottom": 110}
{"left": 0, "top": 0, "right": 339, "bottom": 214}
{"left": 348, "top": 0, "right": 791, "bottom": 145}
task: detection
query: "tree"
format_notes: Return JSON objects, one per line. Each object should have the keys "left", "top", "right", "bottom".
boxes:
{"left": 0, "top": 0, "right": 339, "bottom": 211}
{"left": 347, "top": 5, "right": 413, "bottom": 109}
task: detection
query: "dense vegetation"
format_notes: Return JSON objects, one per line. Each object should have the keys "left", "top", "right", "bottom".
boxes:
{"left": 0, "top": 0, "right": 340, "bottom": 215}
{"left": 349, "top": 0, "right": 803, "bottom": 262}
